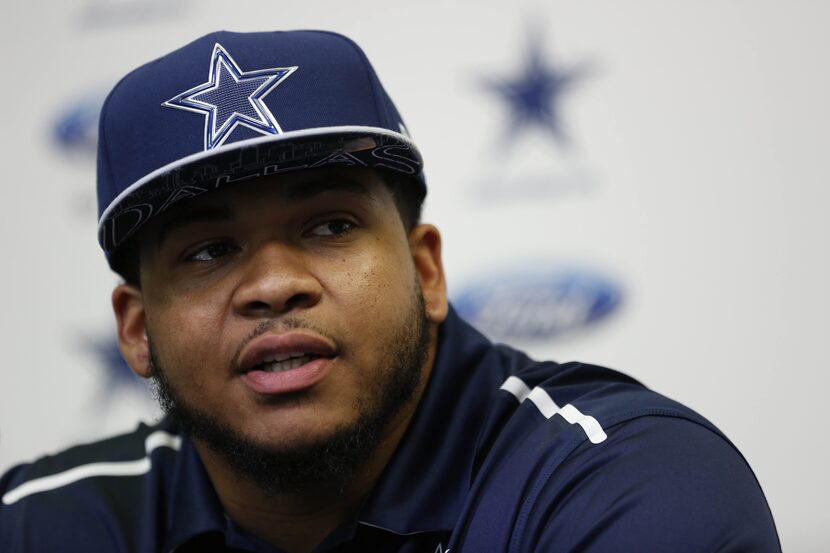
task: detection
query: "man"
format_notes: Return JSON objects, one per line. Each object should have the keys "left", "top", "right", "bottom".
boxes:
{"left": 1, "top": 30, "right": 780, "bottom": 552}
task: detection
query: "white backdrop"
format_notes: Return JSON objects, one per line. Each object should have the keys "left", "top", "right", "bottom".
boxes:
{"left": 2, "top": 1, "right": 828, "bottom": 550}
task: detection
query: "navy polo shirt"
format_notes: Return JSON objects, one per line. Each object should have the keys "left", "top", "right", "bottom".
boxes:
{"left": 1, "top": 309, "right": 781, "bottom": 552}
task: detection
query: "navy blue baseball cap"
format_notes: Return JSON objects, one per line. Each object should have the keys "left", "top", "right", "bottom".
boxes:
{"left": 96, "top": 30, "right": 424, "bottom": 258}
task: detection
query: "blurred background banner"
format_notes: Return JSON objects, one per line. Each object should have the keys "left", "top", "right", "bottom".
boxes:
{"left": 1, "top": 1, "right": 827, "bottom": 550}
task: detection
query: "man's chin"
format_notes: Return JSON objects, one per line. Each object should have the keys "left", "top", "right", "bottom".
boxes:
{"left": 167, "top": 400, "right": 380, "bottom": 494}
{"left": 233, "top": 404, "right": 363, "bottom": 448}
{"left": 210, "top": 422, "right": 362, "bottom": 460}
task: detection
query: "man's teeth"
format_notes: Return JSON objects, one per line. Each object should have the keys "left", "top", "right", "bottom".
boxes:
{"left": 258, "top": 354, "right": 317, "bottom": 372}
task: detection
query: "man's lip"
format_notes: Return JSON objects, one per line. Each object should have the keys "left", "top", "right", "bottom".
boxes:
{"left": 237, "top": 331, "right": 337, "bottom": 373}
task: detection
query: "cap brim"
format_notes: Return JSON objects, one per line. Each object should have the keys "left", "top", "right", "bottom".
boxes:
{"left": 97, "top": 126, "right": 424, "bottom": 253}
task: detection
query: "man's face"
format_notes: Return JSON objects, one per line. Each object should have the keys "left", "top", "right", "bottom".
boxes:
{"left": 113, "top": 168, "right": 446, "bottom": 491}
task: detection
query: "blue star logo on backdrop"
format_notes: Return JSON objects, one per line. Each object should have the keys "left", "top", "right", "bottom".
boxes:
{"left": 163, "top": 43, "right": 298, "bottom": 150}
{"left": 79, "top": 334, "right": 151, "bottom": 407}
{"left": 484, "top": 30, "right": 588, "bottom": 148}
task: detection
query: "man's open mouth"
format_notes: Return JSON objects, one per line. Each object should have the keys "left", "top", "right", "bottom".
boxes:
{"left": 255, "top": 353, "right": 323, "bottom": 373}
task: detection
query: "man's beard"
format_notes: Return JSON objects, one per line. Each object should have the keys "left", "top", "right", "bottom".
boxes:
{"left": 148, "top": 291, "right": 430, "bottom": 495}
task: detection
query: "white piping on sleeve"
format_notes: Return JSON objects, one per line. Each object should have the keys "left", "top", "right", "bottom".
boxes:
{"left": 500, "top": 376, "right": 532, "bottom": 402}
{"left": 2, "top": 430, "right": 181, "bottom": 506}
{"left": 500, "top": 376, "right": 608, "bottom": 444}
{"left": 559, "top": 404, "right": 608, "bottom": 444}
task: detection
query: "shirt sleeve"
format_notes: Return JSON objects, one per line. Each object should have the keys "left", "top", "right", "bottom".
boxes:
{"left": 520, "top": 416, "right": 781, "bottom": 553}
{"left": 1, "top": 464, "right": 28, "bottom": 553}
{"left": 0, "top": 462, "right": 126, "bottom": 553}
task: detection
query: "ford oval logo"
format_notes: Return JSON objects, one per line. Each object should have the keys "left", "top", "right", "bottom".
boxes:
{"left": 53, "top": 94, "right": 105, "bottom": 154}
{"left": 453, "top": 267, "right": 622, "bottom": 341}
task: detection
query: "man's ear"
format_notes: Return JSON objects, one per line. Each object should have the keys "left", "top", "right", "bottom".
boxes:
{"left": 409, "top": 224, "right": 448, "bottom": 324}
{"left": 112, "top": 284, "right": 154, "bottom": 379}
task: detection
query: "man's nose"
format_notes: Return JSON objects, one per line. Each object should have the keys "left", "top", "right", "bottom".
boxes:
{"left": 231, "top": 241, "right": 323, "bottom": 317}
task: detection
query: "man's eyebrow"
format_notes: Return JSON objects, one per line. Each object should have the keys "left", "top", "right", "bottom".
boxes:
{"left": 155, "top": 206, "right": 234, "bottom": 250}
{"left": 286, "top": 177, "right": 374, "bottom": 201}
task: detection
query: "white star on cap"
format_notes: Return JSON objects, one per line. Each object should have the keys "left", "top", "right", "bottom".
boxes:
{"left": 163, "top": 43, "right": 298, "bottom": 150}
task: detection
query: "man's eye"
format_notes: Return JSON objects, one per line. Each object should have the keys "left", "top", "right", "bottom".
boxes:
{"left": 308, "top": 219, "right": 357, "bottom": 237}
{"left": 186, "top": 242, "right": 239, "bottom": 262}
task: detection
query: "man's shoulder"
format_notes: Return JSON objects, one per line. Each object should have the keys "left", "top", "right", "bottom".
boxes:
{"left": 1, "top": 419, "right": 183, "bottom": 551}
{"left": 484, "top": 354, "right": 738, "bottom": 486}
{"left": 437, "top": 318, "right": 730, "bottom": 483}
{"left": 479, "top": 348, "right": 719, "bottom": 454}
{"left": 1, "top": 419, "right": 180, "bottom": 504}
{"left": 452, "top": 351, "right": 781, "bottom": 552}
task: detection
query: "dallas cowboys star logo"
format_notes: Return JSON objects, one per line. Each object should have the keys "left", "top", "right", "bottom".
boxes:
{"left": 484, "top": 29, "right": 589, "bottom": 148}
{"left": 163, "top": 43, "right": 298, "bottom": 150}
{"left": 79, "top": 334, "right": 150, "bottom": 408}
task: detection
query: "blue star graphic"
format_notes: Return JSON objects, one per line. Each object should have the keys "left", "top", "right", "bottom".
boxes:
{"left": 77, "top": 334, "right": 150, "bottom": 407}
{"left": 484, "top": 32, "right": 589, "bottom": 147}
{"left": 163, "top": 43, "right": 297, "bottom": 150}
